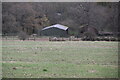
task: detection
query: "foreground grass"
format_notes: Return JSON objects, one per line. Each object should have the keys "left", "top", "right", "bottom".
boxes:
{"left": 2, "top": 40, "right": 118, "bottom": 78}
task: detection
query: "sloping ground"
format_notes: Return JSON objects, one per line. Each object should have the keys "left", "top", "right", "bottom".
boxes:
{"left": 2, "top": 40, "right": 118, "bottom": 78}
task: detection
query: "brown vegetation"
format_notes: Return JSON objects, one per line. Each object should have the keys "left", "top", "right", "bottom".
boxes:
{"left": 2, "top": 2, "right": 119, "bottom": 37}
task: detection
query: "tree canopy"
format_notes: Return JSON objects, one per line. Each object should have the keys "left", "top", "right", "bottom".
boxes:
{"left": 2, "top": 2, "right": 119, "bottom": 36}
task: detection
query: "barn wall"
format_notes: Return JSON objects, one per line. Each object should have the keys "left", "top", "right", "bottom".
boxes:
{"left": 40, "top": 27, "right": 68, "bottom": 37}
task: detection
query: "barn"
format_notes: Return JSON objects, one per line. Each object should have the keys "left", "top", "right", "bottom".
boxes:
{"left": 40, "top": 24, "right": 69, "bottom": 37}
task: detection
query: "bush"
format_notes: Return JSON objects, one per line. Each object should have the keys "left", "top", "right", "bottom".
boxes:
{"left": 18, "top": 31, "right": 28, "bottom": 40}
{"left": 81, "top": 31, "right": 97, "bottom": 41}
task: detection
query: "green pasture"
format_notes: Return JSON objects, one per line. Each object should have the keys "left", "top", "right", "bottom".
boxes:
{"left": 2, "top": 40, "right": 118, "bottom": 78}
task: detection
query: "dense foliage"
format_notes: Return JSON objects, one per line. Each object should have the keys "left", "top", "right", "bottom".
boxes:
{"left": 2, "top": 2, "right": 119, "bottom": 36}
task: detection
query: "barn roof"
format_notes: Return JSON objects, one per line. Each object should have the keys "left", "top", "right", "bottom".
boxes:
{"left": 42, "top": 24, "right": 68, "bottom": 31}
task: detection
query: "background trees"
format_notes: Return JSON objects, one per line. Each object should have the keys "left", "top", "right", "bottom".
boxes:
{"left": 2, "top": 2, "right": 119, "bottom": 36}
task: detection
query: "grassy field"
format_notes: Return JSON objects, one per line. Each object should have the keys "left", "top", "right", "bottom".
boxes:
{"left": 2, "top": 40, "right": 118, "bottom": 78}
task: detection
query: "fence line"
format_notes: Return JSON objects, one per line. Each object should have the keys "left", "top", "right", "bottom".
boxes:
{"left": 1, "top": 36, "right": 120, "bottom": 41}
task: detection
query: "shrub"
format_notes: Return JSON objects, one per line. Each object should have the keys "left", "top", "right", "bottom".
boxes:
{"left": 18, "top": 31, "right": 28, "bottom": 40}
